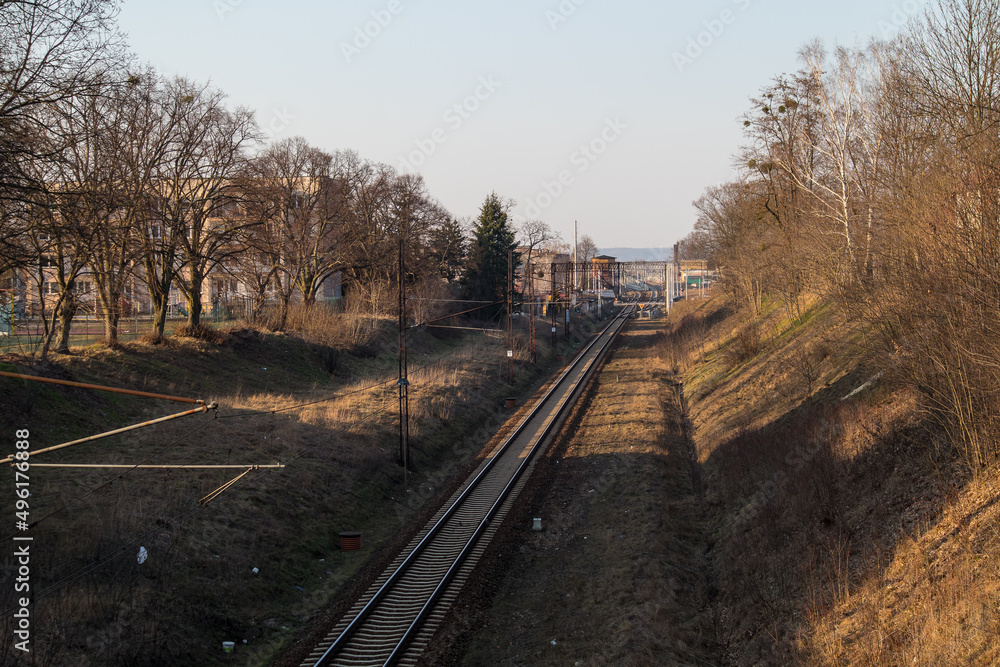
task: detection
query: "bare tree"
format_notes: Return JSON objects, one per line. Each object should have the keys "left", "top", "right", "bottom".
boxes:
{"left": 0, "top": 0, "right": 127, "bottom": 288}
{"left": 693, "top": 181, "right": 775, "bottom": 316}
{"left": 517, "top": 220, "right": 558, "bottom": 297}
{"left": 87, "top": 72, "right": 172, "bottom": 343}
{"left": 339, "top": 154, "right": 397, "bottom": 315}
{"left": 0, "top": 0, "right": 125, "bottom": 204}
{"left": 388, "top": 171, "right": 450, "bottom": 325}
{"left": 389, "top": 172, "right": 441, "bottom": 271}
{"left": 24, "top": 91, "right": 103, "bottom": 357}
{"left": 740, "top": 71, "right": 823, "bottom": 316}
{"left": 518, "top": 220, "right": 558, "bottom": 272}
{"left": 21, "top": 183, "right": 94, "bottom": 359}
{"left": 577, "top": 234, "right": 598, "bottom": 263}
{"left": 245, "top": 138, "right": 350, "bottom": 328}
{"left": 798, "top": 42, "right": 889, "bottom": 283}
{"left": 864, "top": 0, "right": 1000, "bottom": 468}
{"left": 37, "top": 71, "right": 162, "bottom": 345}
{"left": 741, "top": 44, "right": 876, "bottom": 287}
{"left": 903, "top": 0, "right": 1000, "bottom": 150}
{"left": 715, "top": 0, "right": 1000, "bottom": 468}
{"left": 148, "top": 77, "right": 257, "bottom": 334}
{"left": 577, "top": 234, "right": 599, "bottom": 289}
{"left": 227, "top": 208, "right": 281, "bottom": 324}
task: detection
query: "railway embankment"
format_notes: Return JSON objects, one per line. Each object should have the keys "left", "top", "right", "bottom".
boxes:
{"left": 454, "top": 292, "right": 1000, "bottom": 666}
{"left": 7, "top": 294, "right": 999, "bottom": 666}
{"left": 667, "top": 295, "right": 1000, "bottom": 665}
{"left": 0, "top": 309, "right": 605, "bottom": 667}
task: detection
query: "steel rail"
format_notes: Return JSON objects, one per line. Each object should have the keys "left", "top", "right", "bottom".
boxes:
{"left": 306, "top": 304, "right": 633, "bottom": 667}
{"left": 384, "top": 305, "right": 631, "bottom": 665}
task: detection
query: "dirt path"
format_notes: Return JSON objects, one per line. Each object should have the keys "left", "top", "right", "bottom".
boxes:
{"left": 450, "top": 320, "right": 718, "bottom": 666}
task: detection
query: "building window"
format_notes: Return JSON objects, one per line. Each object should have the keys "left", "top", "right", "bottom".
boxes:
{"left": 213, "top": 278, "right": 239, "bottom": 296}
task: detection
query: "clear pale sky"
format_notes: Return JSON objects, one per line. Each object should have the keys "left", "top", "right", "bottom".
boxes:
{"left": 117, "top": 0, "right": 924, "bottom": 249}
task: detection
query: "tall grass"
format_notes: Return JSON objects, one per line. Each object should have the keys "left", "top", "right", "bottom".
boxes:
{"left": 281, "top": 302, "right": 391, "bottom": 352}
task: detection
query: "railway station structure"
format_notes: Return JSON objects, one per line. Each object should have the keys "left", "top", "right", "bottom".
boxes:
{"left": 545, "top": 257, "right": 681, "bottom": 305}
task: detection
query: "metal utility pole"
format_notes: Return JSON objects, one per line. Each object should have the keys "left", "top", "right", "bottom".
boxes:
{"left": 665, "top": 262, "right": 670, "bottom": 313}
{"left": 528, "top": 260, "right": 536, "bottom": 363}
{"left": 550, "top": 300, "right": 556, "bottom": 345}
{"left": 573, "top": 220, "right": 578, "bottom": 292}
{"left": 507, "top": 248, "right": 513, "bottom": 383}
{"left": 397, "top": 239, "right": 410, "bottom": 472}
{"left": 674, "top": 241, "right": 682, "bottom": 300}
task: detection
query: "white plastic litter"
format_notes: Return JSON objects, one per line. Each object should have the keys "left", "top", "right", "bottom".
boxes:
{"left": 137, "top": 546, "right": 148, "bottom": 564}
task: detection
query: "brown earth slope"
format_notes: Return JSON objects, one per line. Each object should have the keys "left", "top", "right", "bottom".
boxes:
{"left": 673, "top": 294, "right": 1000, "bottom": 666}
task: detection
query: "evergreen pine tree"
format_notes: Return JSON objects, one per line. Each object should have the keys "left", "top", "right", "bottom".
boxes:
{"left": 463, "top": 192, "right": 520, "bottom": 311}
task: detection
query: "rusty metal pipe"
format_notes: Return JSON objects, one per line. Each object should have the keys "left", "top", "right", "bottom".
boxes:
{"left": 29, "top": 463, "right": 283, "bottom": 469}
{"left": 0, "top": 371, "right": 206, "bottom": 405}
{"left": 0, "top": 404, "right": 217, "bottom": 465}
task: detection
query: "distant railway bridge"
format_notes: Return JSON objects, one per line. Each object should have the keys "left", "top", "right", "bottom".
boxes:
{"left": 545, "top": 260, "right": 677, "bottom": 301}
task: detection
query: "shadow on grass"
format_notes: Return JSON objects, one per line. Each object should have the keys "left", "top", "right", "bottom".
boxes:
{"left": 702, "top": 371, "right": 964, "bottom": 666}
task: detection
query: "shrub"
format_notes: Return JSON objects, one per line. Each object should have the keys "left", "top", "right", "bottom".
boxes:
{"left": 172, "top": 323, "right": 229, "bottom": 344}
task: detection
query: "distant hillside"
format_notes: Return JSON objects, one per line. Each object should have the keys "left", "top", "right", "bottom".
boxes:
{"left": 597, "top": 247, "right": 673, "bottom": 261}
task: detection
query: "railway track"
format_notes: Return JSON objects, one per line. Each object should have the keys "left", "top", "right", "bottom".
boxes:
{"left": 301, "top": 305, "right": 634, "bottom": 667}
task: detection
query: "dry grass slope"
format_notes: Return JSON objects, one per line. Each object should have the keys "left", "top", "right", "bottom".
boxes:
{"left": 0, "top": 307, "right": 606, "bottom": 666}
{"left": 667, "top": 294, "right": 1000, "bottom": 666}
